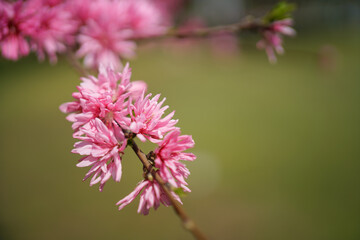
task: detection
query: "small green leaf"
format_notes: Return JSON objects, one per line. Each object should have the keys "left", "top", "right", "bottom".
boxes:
{"left": 264, "top": 1, "right": 296, "bottom": 23}
{"left": 173, "top": 187, "right": 187, "bottom": 197}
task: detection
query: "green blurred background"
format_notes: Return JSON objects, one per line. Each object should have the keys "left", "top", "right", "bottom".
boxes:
{"left": 0, "top": 1, "right": 360, "bottom": 240}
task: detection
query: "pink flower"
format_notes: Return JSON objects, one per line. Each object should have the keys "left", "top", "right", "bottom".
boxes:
{"left": 0, "top": 0, "right": 78, "bottom": 62}
{"left": 0, "top": 1, "right": 36, "bottom": 60}
{"left": 129, "top": 92, "right": 178, "bottom": 143}
{"left": 123, "top": 0, "right": 166, "bottom": 38}
{"left": 117, "top": 179, "right": 181, "bottom": 215}
{"left": 75, "top": 0, "right": 167, "bottom": 70}
{"left": 60, "top": 63, "right": 146, "bottom": 130}
{"left": 155, "top": 129, "right": 196, "bottom": 162}
{"left": 28, "top": 3, "right": 78, "bottom": 63}
{"left": 76, "top": 17, "right": 136, "bottom": 70}
{"left": 272, "top": 19, "right": 296, "bottom": 36}
{"left": 257, "top": 18, "right": 296, "bottom": 63}
{"left": 65, "top": 0, "right": 90, "bottom": 23}
{"left": 154, "top": 129, "right": 196, "bottom": 190}
{"left": 128, "top": 80, "right": 147, "bottom": 100}
{"left": 73, "top": 118, "right": 126, "bottom": 191}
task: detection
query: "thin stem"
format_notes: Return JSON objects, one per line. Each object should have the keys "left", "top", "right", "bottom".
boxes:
{"left": 66, "top": 50, "right": 89, "bottom": 76}
{"left": 128, "top": 138, "right": 207, "bottom": 240}
{"left": 130, "top": 17, "right": 265, "bottom": 41}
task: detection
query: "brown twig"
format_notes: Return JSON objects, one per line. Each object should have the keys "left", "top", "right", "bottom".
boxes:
{"left": 66, "top": 50, "right": 89, "bottom": 76}
{"left": 128, "top": 138, "right": 207, "bottom": 240}
{"left": 130, "top": 17, "right": 265, "bottom": 41}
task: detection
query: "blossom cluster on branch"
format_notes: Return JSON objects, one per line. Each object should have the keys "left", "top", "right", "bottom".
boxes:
{"left": 0, "top": 0, "right": 179, "bottom": 68}
{"left": 0, "top": 0, "right": 296, "bottom": 67}
{"left": 60, "top": 64, "right": 195, "bottom": 215}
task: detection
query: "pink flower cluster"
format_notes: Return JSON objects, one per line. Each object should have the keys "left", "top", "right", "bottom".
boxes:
{"left": 0, "top": 0, "right": 76, "bottom": 62}
{"left": 257, "top": 19, "right": 296, "bottom": 63}
{"left": 0, "top": 0, "right": 173, "bottom": 68}
{"left": 60, "top": 64, "right": 196, "bottom": 215}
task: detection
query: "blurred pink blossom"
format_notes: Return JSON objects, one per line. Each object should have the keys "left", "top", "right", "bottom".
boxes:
{"left": 0, "top": 0, "right": 170, "bottom": 65}
{"left": 76, "top": 0, "right": 167, "bottom": 70}
{"left": 66, "top": 0, "right": 95, "bottom": 23}
{"left": 257, "top": 18, "right": 296, "bottom": 63}
{"left": 0, "top": 4, "right": 7, "bottom": 39}
{"left": 0, "top": 1, "right": 36, "bottom": 60}
{"left": 43, "top": 0, "right": 63, "bottom": 7}
{"left": 29, "top": 2, "right": 78, "bottom": 62}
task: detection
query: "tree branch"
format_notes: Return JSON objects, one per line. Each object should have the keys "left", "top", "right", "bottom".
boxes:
{"left": 128, "top": 138, "right": 207, "bottom": 240}
{"left": 130, "top": 17, "right": 265, "bottom": 41}
{"left": 66, "top": 50, "right": 90, "bottom": 76}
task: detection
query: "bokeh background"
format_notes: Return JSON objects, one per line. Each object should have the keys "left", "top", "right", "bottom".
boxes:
{"left": 1, "top": 1, "right": 359, "bottom": 239}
